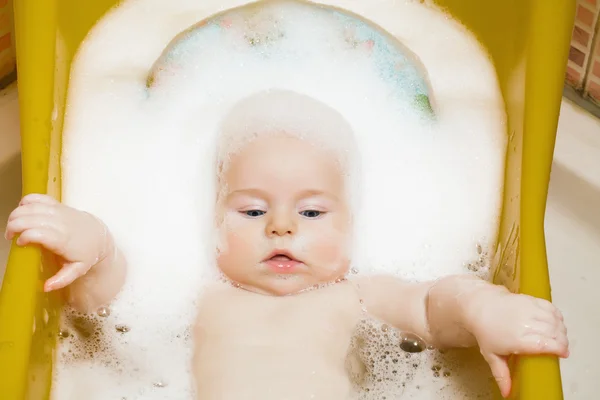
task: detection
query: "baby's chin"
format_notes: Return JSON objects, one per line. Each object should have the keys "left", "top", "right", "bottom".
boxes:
{"left": 244, "top": 273, "right": 347, "bottom": 297}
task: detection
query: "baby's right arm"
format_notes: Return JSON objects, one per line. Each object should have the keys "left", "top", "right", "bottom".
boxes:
{"left": 355, "top": 274, "right": 568, "bottom": 397}
{"left": 4, "top": 193, "right": 126, "bottom": 313}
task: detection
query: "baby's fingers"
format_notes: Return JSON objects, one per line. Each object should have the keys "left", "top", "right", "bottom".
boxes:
{"left": 44, "top": 261, "right": 89, "bottom": 292}
{"left": 19, "top": 193, "right": 59, "bottom": 206}
{"left": 524, "top": 319, "right": 569, "bottom": 357}
{"left": 482, "top": 352, "right": 511, "bottom": 398}
{"left": 5, "top": 214, "right": 65, "bottom": 240}
{"left": 533, "top": 298, "right": 564, "bottom": 322}
{"left": 520, "top": 333, "right": 569, "bottom": 358}
{"left": 10, "top": 227, "right": 69, "bottom": 258}
{"left": 7, "top": 203, "right": 55, "bottom": 222}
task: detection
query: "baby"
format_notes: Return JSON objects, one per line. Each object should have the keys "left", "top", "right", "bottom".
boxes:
{"left": 188, "top": 91, "right": 568, "bottom": 399}
{"left": 5, "top": 90, "right": 568, "bottom": 399}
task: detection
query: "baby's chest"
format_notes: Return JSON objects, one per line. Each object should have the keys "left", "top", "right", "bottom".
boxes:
{"left": 200, "top": 286, "right": 361, "bottom": 349}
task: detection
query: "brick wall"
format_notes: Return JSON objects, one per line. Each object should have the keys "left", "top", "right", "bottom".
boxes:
{"left": 0, "top": 0, "right": 15, "bottom": 88}
{"left": 567, "top": 0, "right": 600, "bottom": 105}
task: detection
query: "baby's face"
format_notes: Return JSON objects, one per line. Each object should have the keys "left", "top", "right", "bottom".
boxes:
{"left": 216, "top": 134, "right": 352, "bottom": 296}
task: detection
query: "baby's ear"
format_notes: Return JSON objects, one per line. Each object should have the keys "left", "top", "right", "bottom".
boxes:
{"left": 216, "top": 160, "right": 225, "bottom": 178}
{"left": 215, "top": 162, "right": 228, "bottom": 198}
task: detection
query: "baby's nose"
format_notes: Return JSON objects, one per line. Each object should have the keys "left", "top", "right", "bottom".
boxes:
{"left": 266, "top": 213, "right": 297, "bottom": 236}
{"left": 271, "top": 227, "right": 293, "bottom": 236}
{"left": 269, "top": 223, "right": 295, "bottom": 236}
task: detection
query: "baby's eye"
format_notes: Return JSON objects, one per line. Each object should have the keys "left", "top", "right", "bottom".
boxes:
{"left": 242, "top": 210, "right": 266, "bottom": 218}
{"left": 299, "top": 210, "right": 324, "bottom": 218}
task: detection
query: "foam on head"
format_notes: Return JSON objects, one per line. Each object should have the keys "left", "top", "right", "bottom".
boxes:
{"left": 215, "top": 88, "right": 361, "bottom": 207}
{"left": 217, "top": 89, "right": 359, "bottom": 179}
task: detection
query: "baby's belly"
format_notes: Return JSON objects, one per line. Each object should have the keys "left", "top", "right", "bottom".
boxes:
{"left": 194, "top": 342, "right": 353, "bottom": 400}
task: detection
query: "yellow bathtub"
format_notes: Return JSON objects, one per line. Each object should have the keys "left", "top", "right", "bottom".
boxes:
{"left": 0, "top": 0, "right": 575, "bottom": 398}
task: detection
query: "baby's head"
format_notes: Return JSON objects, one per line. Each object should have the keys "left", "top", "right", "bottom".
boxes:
{"left": 214, "top": 90, "right": 358, "bottom": 296}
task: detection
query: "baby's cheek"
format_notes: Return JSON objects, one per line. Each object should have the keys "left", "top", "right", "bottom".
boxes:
{"left": 221, "top": 228, "right": 254, "bottom": 255}
{"left": 332, "top": 211, "right": 352, "bottom": 232}
{"left": 220, "top": 214, "right": 257, "bottom": 248}
{"left": 217, "top": 230, "right": 256, "bottom": 279}
{"left": 311, "top": 231, "right": 350, "bottom": 265}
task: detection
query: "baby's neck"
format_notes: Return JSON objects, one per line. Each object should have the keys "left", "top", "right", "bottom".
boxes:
{"left": 219, "top": 274, "right": 350, "bottom": 297}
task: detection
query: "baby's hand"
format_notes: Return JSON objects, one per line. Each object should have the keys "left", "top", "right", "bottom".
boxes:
{"left": 5, "top": 193, "right": 111, "bottom": 292}
{"left": 465, "top": 286, "right": 569, "bottom": 398}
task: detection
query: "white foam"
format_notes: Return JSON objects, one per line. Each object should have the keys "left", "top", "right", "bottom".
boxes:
{"left": 54, "top": 0, "right": 506, "bottom": 399}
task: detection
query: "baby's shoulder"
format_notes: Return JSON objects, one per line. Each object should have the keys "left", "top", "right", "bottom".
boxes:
{"left": 313, "top": 279, "right": 362, "bottom": 302}
{"left": 296, "top": 280, "right": 363, "bottom": 320}
{"left": 195, "top": 283, "right": 242, "bottom": 318}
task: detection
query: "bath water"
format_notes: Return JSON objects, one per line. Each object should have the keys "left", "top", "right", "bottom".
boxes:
{"left": 54, "top": 0, "right": 507, "bottom": 398}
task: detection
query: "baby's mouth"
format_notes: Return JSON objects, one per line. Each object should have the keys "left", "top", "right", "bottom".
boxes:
{"left": 263, "top": 251, "right": 302, "bottom": 273}
{"left": 264, "top": 249, "right": 299, "bottom": 263}
{"left": 269, "top": 254, "right": 294, "bottom": 262}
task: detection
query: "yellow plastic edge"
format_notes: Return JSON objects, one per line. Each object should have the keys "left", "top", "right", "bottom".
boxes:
{"left": 0, "top": 0, "right": 575, "bottom": 399}
{"left": 0, "top": 0, "right": 61, "bottom": 399}
{"left": 517, "top": 0, "right": 575, "bottom": 399}
{"left": 434, "top": 1, "right": 575, "bottom": 399}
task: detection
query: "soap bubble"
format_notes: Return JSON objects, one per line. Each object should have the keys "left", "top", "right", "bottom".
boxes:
{"left": 399, "top": 332, "right": 427, "bottom": 353}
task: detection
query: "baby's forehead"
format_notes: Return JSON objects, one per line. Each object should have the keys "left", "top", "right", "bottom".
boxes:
{"left": 218, "top": 132, "right": 348, "bottom": 178}
{"left": 219, "top": 132, "right": 347, "bottom": 187}
{"left": 229, "top": 131, "right": 341, "bottom": 161}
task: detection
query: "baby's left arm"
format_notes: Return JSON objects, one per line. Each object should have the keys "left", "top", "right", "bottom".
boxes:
{"left": 355, "top": 274, "right": 568, "bottom": 398}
